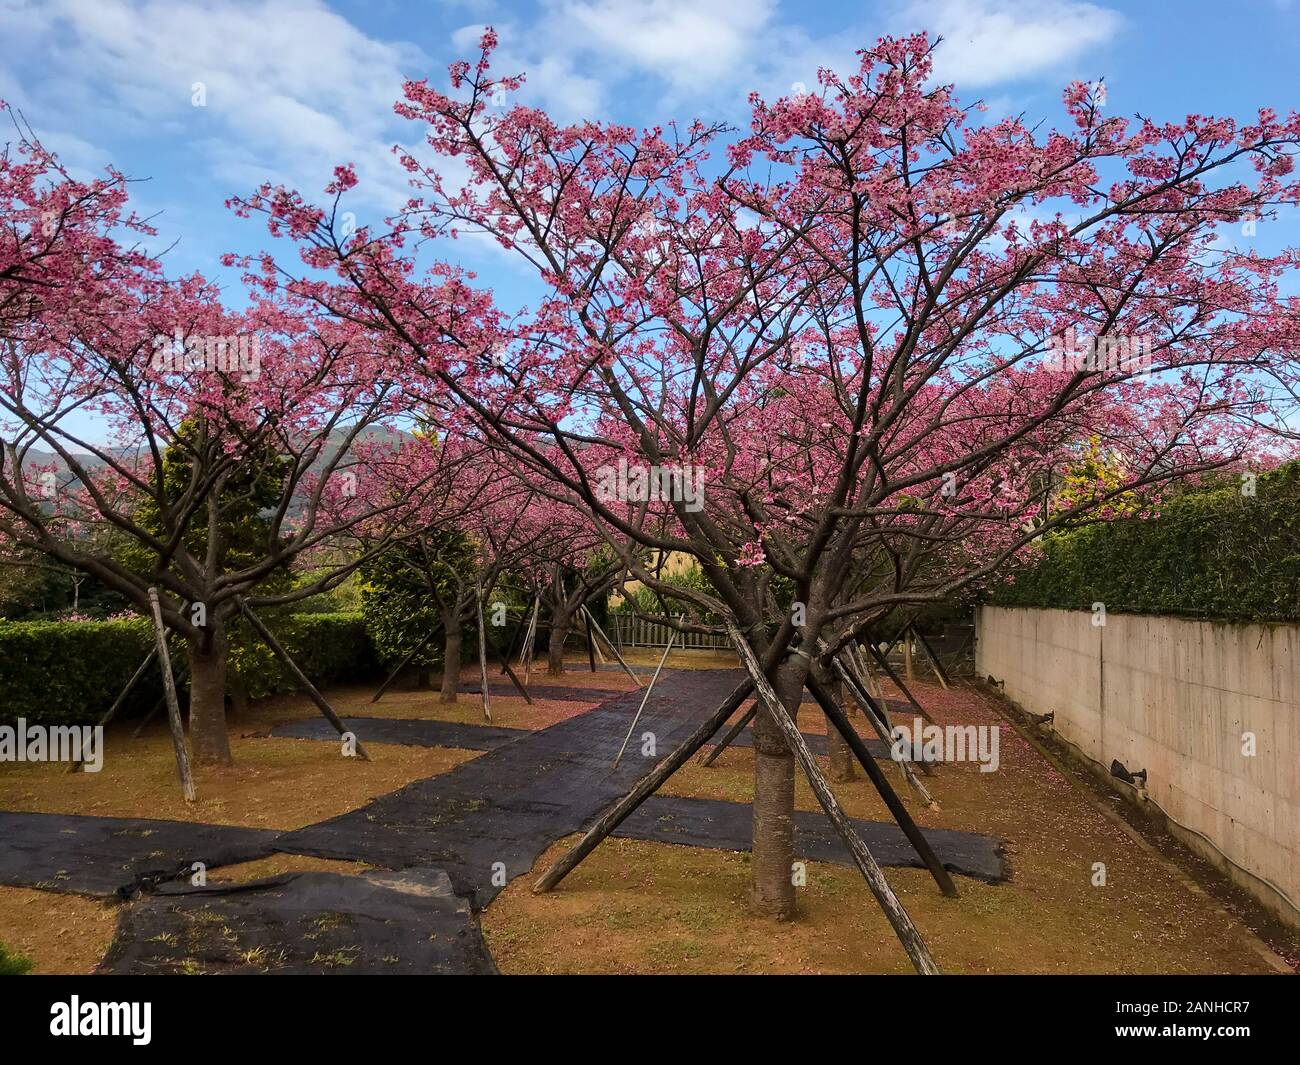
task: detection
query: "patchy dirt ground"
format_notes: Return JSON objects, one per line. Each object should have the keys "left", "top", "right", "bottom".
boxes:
{"left": 0, "top": 655, "right": 1291, "bottom": 975}
{"left": 483, "top": 675, "right": 1293, "bottom": 975}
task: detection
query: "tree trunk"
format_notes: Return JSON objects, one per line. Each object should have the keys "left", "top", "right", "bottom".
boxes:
{"left": 440, "top": 619, "right": 462, "bottom": 703}
{"left": 823, "top": 671, "right": 856, "bottom": 781}
{"left": 187, "top": 623, "right": 232, "bottom": 766}
{"left": 548, "top": 609, "right": 571, "bottom": 676}
{"left": 825, "top": 711, "right": 855, "bottom": 782}
{"left": 751, "top": 656, "right": 806, "bottom": 920}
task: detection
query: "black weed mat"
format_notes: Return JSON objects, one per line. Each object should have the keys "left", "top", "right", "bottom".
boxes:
{"left": 613, "top": 795, "right": 1007, "bottom": 882}
{"left": 268, "top": 716, "right": 527, "bottom": 751}
{"left": 0, "top": 811, "right": 280, "bottom": 898}
{"left": 276, "top": 669, "right": 745, "bottom": 907}
{"left": 97, "top": 867, "right": 496, "bottom": 974}
{"left": 459, "top": 681, "right": 629, "bottom": 702}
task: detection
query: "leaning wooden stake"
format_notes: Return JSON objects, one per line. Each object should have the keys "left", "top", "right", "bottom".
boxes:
{"left": 130, "top": 695, "right": 166, "bottom": 739}
{"left": 805, "top": 672, "right": 957, "bottom": 898}
{"left": 867, "top": 640, "right": 933, "bottom": 723}
{"left": 581, "top": 606, "right": 642, "bottom": 687}
{"left": 237, "top": 598, "right": 370, "bottom": 761}
{"left": 829, "top": 647, "right": 938, "bottom": 802}
{"left": 698, "top": 703, "right": 756, "bottom": 766}
{"left": 499, "top": 616, "right": 524, "bottom": 676}
{"left": 371, "top": 622, "right": 443, "bottom": 703}
{"left": 68, "top": 646, "right": 157, "bottom": 772}
{"left": 912, "top": 626, "right": 952, "bottom": 690}
{"left": 481, "top": 622, "right": 532, "bottom": 704}
{"left": 584, "top": 611, "right": 598, "bottom": 673}
{"left": 146, "top": 588, "right": 196, "bottom": 802}
{"left": 728, "top": 626, "right": 939, "bottom": 975}
{"left": 518, "top": 595, "right": 540, "bottom": 679}
{"left": 532, "top": 678, "right": 754, "bottom": 893}
{"left": 475, "top": 579, "right": 492, "bottom": 723}
{"left": 612, "top": 620, "right": 678, "bottom": 768}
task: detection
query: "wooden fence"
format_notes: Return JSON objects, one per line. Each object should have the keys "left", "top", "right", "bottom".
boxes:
{"left": 609, "top": 614, "right": 730, "bottom": 651}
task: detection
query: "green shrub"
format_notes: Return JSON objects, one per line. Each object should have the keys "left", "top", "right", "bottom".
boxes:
{"left": 0, "top": 612, "right": 379, "bottom": 727}
{"left": 992, "top": 462, "right": 1300, "bottom": 622}
{"left": 0, "top": 942, "right": 33, "bottom": 975}
{"left": 0, "top": 617, "right": 159, "bottom": 728}
{"left": 227, "top": 612, "right": 380, "bottom": 698}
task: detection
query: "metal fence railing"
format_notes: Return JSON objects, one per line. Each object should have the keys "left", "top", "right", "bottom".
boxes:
{"left": 610, "top": 614, "right": 730, "bottom": 651}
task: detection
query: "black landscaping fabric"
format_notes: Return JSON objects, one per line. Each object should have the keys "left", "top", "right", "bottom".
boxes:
{"left": 270, "top": 711, "right": 892, "bottom": 759}
{"left": 276, "top": 669, "right": 746, "bottom": 907}
{"left": 268, "top": 716, "right": 527, "bottom": 751}
{"left": 460, "top": 681, "right": 629, "bottom": 702}
{"left": 0, "top": 811, "right": 279, "bottom": 898}
{"left": 97, "top": 867, "right": 496, "bottom": 974}
{"left": 613, "top": 795, "right": 1007, "bottom": 882}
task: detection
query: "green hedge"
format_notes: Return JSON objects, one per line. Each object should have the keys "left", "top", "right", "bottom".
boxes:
{"left": 0, "top": 618, "right": 158, "bottom": 728}
{"left": 991, "top": 462, "right": 1300, "bottom": 622}
{"left": 228, "top": 612, "right": 380, "bottom": 698}
{"left": 0, "top": 612, "right": 379, "bottom": 727}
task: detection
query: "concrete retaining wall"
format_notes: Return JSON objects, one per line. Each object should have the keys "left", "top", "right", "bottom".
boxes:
{"left": 976, "top": 606, "right": 1299, "bottom": 928}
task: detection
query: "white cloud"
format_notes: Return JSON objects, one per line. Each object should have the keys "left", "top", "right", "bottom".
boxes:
{"left": 891, "top": 0, "right": 1123, "bottom": 88}
{"left": 470, "top": 0, "right": 1122, "bottom": 125}
{"left": 548, "top": 0, "right": 778, "bottom": 87}
{"left": 0, "top": 0, "right": 427, "bottom": 212}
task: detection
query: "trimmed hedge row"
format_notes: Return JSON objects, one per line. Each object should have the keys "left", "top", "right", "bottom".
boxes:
{"left": 991, "top": 462, "right": 1300, "bottom": 622}
{"left": 0, "top": 618, "right": 157, "bottom": 728}
{"left": 0, "top": 612, "right": 379, "bottom": 727}
{"left": 228, "top": 612, "right": 381, "bottom": 699}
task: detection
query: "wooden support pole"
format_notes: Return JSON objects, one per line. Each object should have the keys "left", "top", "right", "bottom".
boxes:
{"left": 805, "top": 672, "right": 958, "bottom": 898}
{"left": 146, "top": 588, "right": 196, "bottom": 802}
{"left": 482, "top": 621, "right": 532, "bottom": 704}
{"left": 532, "top": 678, "right": 754, "bottom": 894}
{"left": 68, "top": 646, "right": 158, "bottom": 772}
{"left": 581, "top": 606, "right": 642, "bottom": 687}
{"left": 498, "top": 615, "right": 522, "bottom": 676}
{"left": 828, "top": 647, "right": 938, "bottom": 802}
{"left": 867, "top": 641, "right": 933, "bottom": 723}
{"left": 585, "top": 611, "right": 598, "bottom": 673}
{"left": 371, "top": 622, "right": 443, "bottom": 703}
{"left": 699, "top": 704, "right": 756, "bottom": 766}
{"left": 912, "top": 626, "right": 952, "bottom": 690}
{"left": 728, "top": 625, "right": 939, "bottom": 975}
{"left": 612, "top": 621, "right": 678, "bottom": 768}
{"left": 522, "top": 598, "right": 540, "bottom": 686}
{"left": 237, "top": 598, "right": 370, "bottom": 761}
{"left": 475, "top": 579, "right": 491, "bottom": 723}
{"left": 131, "top": 695, "right": 166, "bottom": 739}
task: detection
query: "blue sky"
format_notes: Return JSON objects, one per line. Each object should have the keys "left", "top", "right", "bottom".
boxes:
{"left": 4, "top": 0, "right": 1299, "bottom": 305}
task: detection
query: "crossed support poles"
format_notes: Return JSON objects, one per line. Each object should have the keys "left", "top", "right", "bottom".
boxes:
{"left": 72, "top": 589, "right": 197, "bottom": 799}
{"left": 531, "top": 624, "right": 955, "bottom": 974}
{"left": 236, "top": 597, "right": 371, "bottom": 761}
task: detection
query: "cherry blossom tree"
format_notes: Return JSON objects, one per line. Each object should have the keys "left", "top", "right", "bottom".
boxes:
{"left": 229, "top": 30, "right": 1300, "bottom": 941}
{"left": 0, "top": 121, "right": 456, "bottom": 764}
